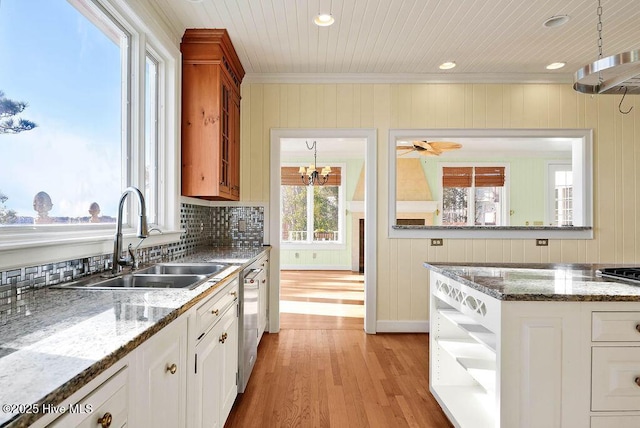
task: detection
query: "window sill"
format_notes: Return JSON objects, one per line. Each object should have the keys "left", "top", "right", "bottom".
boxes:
{"left": 390, "top": 225, "right": 593, "bottom": 239}
{"left": 0, "top": 229, "right": 182, "bottom": 271}
{"left": 282, "top": 242, "right": 346, "bottom": 251}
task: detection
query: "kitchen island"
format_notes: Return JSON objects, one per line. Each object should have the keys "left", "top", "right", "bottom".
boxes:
{"left": 0, "top": 246, "right": 268, "bottom": 428}
{"left": 425, "top": 262, "right": 640, "bottom": 428}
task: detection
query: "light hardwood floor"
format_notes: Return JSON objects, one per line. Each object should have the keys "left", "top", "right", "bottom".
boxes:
{"left": 225, "top": 270, "right": 452, "bottom": 428}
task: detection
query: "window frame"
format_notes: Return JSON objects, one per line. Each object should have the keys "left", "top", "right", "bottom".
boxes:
{"left": 0, "top": 0, "right": 181, "bottom": 270}
{"left": 280, "top": 162, "right": 346, "bottom": 250}
{"left": 546, "top": 162, "right": 573, "bottom": 227}
{"left": 438, "top": 162, "right": 510, "bottom": 227}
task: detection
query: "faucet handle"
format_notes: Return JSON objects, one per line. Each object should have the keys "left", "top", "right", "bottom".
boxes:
{"left": 127, "top": 243, "right": 138, "bottom": 270}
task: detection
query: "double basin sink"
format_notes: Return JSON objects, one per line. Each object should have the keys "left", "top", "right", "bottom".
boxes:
{"left": 56, "top": 263, "right": 234, "bottom": 291}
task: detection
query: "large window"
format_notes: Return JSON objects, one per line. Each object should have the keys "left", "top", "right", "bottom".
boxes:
{"left": 280, "top": 166, "right": 343, "bottom": 245}
{"left": 0, "top": 0, "right": 179, "bottom": 266}
{"left": 441, "top": 165, "right": 508, "bottom": 226}
{"left": 0, "top": 0, "right": 128, "bottom": 226}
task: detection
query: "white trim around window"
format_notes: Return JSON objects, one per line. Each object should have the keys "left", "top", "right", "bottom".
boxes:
{"left": 280, "top": 162, "right": 347, "bottom": 250}
{"left": 0, "top": 0, "right": 181, "bottom": 270}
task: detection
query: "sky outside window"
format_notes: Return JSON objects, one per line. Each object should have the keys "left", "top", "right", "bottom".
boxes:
{"left": 0, "top": 0, "right": 122, "bottom": 225}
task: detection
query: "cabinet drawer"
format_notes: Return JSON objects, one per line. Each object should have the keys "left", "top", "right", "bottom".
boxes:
{"left": 591, "top": 415, "right": 640, "bottom": 428}
{"left": 592, "top": 347, "right": 640, "bottom": 411}
{"left": 196, "top": 279, "right": 238, "bottom": 339}
{"left": 592, "top": 312, "right": 640, "bottom": 342}
{"left": 50, "top": 367, "right": 128, "bottom": 427}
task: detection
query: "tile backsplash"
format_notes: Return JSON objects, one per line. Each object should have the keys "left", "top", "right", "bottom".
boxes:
{"left": 0, "top": 203, "right": 264, "bottom": 324}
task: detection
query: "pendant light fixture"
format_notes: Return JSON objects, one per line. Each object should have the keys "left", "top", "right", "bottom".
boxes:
{"left": 299, "top": 141, "right": 331, "bottom": 186}
{"left": 573, "top": 0, "right": 640, "bottom": 110}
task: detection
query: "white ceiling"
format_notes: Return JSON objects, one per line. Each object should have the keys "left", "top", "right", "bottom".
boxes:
{"left": 281, "top": 137, "right": 366, "bottom": 159}
{"left": 151, "top": 0, "right": 640, "bottom": 83}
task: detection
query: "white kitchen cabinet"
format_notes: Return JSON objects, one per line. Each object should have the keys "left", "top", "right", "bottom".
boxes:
{"left": 220, "top": 303, "right": 239, "bottom": 421}
{"left": 134, "top": 315, "right": 188, "bottom": 428}
{"left": 429, "top": 271, "right": 640, "bottom": 427}
{"left": 257, "top": 255, "right": 269, "bottom": 342}
{"left": 190, "top": 279, "right": 239, "bottom": 428}
{"left": 34, "top": 276, "right": 244, "bottom": 428}
{"left": 429, "top": 271, "right": 589, "bottom": 428}
{"left": 48, "top": 366, "right": 129, "bottom": 428}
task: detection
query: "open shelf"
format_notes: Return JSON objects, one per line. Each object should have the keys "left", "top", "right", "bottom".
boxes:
{"left": 437, "top": 338, "right": 496, "bottom": 393}
{"left": 431, "top": 384, "right": 496, "bottom": 428}
{"left": 438, "top": 308, "right": 497, "bottom": 352}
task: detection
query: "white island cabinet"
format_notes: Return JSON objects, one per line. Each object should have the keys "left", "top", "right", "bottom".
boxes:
{"left": 427, "top": 264, "right": 640, "bottom": 428}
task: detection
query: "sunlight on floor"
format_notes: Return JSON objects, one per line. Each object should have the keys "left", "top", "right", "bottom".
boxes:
{"left": 280, "top": 299, "right": 364, "bottom": 318}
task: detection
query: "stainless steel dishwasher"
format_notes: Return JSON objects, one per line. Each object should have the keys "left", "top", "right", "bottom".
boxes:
{"left": 238, "top": 259, "right": 263, "bottom": 393}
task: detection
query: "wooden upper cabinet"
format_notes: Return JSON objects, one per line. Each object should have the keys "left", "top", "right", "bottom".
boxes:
{"left": 181, "top": 29, "right": 245, "bottom": 201}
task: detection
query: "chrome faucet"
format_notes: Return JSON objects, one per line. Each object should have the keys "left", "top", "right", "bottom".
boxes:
{"left": 112, "top": 187, "right": 149, "bottom": 275}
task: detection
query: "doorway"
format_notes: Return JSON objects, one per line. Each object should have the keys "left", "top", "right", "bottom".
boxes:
{"left": 269, "top": 129, "right": 377, "bottom": 334}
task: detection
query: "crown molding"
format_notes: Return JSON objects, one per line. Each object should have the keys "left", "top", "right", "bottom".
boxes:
{"left": 242, "top": 72, "right": 573, "bottom": 85}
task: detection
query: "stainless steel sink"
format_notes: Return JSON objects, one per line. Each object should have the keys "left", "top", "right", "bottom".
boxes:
{"left": 98, "top": 273, "right": 207, "bottom": 289}
{"left": 136, "top": 263, "right": 228, "bottom": 276}
{"left": 56, "top": 273, "right": 208, "bottom": 290}
{"left": 53, "top": 262, "right": 234, "bottom": 290}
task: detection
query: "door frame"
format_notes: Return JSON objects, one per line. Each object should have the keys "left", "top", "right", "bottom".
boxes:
{"left": 269, "top": 128, "right": 378, "bottom": 334}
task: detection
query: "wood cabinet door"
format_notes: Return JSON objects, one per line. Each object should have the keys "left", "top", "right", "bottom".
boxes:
{"left": 229, "top": 91, "right": 241, "bottom": 199}
{"left": 181, "top": 63, "right": 223, "bottom": 198}
{"left": 217, "top": 77, "right": 233, "bottom": 199}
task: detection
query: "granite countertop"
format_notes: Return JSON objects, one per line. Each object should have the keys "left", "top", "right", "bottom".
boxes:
{"left": 0, "top": 246, "right": 268, "bottom": 428}
{"left": 425, "top": 262, "right": 640, "bottom": 302}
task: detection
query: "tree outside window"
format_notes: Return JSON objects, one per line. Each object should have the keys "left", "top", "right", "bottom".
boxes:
{"left": 442, "top": 166, "right": 506, "bottom": 226}
{"left": 280, "top": 166, "right": 342, "bottom": 244}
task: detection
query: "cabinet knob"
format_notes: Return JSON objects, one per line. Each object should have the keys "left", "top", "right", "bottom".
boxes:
{"left": 231, "top": 291, "right": 237, "bottom": 299}
{"left": 219, "top": 333, "right": 227, "bottom": 344}
{"left": 166, "top": 363, "right": 178, "bottom": 375}
{"left": 635, "top": 324, "right": 640, "bottom": 333}
{"left": 97, "top": 412, "right": 113, "bottom": 428}
{"left": 262, "top": 279, "right": 266, "bottom": 283}
{"left": 635, "top": 377, "right": 640, "bottom": 387}
{"left": 212, "top": 309, "right": 219, "bottom": 316}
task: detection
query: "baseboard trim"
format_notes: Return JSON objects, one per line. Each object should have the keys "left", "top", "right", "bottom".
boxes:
{"left": 280, "top": 265, "right": 352, "bottom": 271}
{"left": 376, "top": 320, "right": 430, "bottom": 333}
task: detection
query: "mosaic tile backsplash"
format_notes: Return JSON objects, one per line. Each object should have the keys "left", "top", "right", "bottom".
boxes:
{"left": 0, "top": 203, "right": 264, "bottom": 324}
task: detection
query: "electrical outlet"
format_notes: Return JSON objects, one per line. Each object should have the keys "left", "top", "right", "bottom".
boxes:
{"left": 431, "top": 238, "right": 444, "bottom": 246}
{"left": 536, "top": 238, "right": 549, "bottom": 246}
{"left": 238, "top": 219, "right": 247, "bottom": 232}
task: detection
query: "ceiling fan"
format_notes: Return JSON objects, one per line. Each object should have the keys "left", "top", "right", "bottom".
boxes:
{"left": 396, "top": 140, "right": 462, "bottom": 156}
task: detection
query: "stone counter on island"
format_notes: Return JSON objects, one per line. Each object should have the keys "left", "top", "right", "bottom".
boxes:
{"left": 424, "top": 262, "right": 640, "bottom": 428}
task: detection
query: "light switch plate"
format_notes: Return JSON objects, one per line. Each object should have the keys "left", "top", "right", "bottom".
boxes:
{"left": 238, "top": 219, "right": 247, "bottom": 232}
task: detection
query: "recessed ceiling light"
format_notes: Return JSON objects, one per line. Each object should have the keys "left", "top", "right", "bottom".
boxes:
{"left": 543, "top": 15, "right": 570, "bottom": 28}
{"left": 546, "top": 62, "right": 566, "bottom": 70}
{"left": 314, "top": 13, "right": 335, "bottom": 26}
{"left": 439, "top": 61, "right": 456, "bottom": 70}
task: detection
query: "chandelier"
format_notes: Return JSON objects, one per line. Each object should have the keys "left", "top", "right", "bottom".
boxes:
{"left": 299, "top": 141, "right": 331, "bottom": 186}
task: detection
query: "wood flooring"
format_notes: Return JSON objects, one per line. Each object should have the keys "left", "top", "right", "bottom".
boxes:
{"left": 224, "top": 270, "right": 453, "bottom": 428}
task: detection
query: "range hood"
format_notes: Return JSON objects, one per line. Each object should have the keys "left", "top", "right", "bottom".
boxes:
{"left": 574, "top": 48, "right": 640, "bottom": 95}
